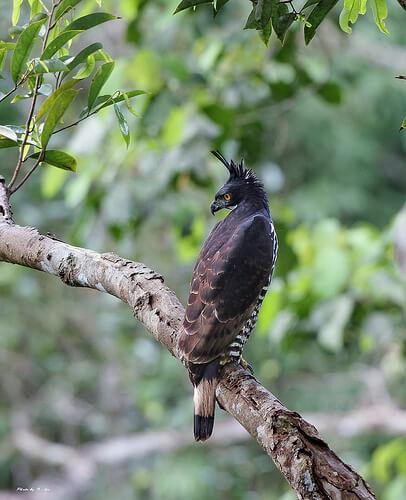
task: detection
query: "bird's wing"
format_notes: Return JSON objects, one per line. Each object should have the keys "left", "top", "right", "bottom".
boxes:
{"left": 179, "top": 214, "right": 276, "bottom": 363}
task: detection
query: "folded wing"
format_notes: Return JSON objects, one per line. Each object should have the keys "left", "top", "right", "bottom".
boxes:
{"left": 179, "top": 214, "right": 276, "bottom": 363}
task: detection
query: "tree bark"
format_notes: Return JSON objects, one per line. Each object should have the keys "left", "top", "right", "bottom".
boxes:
{"left": 0, "top": 179, "right": 375, "bottom": 499}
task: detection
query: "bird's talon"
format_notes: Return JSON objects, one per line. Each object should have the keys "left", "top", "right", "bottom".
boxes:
{"left": 239, "top": 357, "right": 254, "bottom": 374}
{"left": 220, "top": 355, "right": 232, "bottom": 366}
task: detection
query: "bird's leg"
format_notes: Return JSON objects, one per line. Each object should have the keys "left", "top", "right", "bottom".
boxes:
{"left": 219, "top": 354, "right": 254, "bottom": 374}
{"left": 239, "top": 357, "right": 254, "bottom": 374}
{"left": 219, "top": 353, "right": 233, "bottom": 367}
{"left": 216, "top": 354, "right": 254, "bottom": 412}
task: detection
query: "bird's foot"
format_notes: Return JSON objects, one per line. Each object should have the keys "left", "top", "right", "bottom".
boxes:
{"left": 219, "top": 355, "right": 254, "bottom": 374}
{"left": 219, "top": 354, "right": 233, "bottom": 367}
{"left": 239, "top": 357, "right": 254, "bottom": 374}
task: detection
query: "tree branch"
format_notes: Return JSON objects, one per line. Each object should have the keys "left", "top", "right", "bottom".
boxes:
{"left": 398, "top": 0, "right": 406, "bottom": 12}
{"left": 0, "top": 183, "right": 375, "bottom": 499}
{"left": 0, "top": 177, "right": 13, "bottom": 223}
{"left": 8, "top": 1, "right": 57, "bottom": 192}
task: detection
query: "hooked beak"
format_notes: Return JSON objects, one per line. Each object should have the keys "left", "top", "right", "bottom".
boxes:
{"left": 210, "top": 200, "right": 221, "bottom": 215}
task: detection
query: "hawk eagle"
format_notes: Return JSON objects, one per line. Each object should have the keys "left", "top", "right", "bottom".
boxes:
{"left": 178, "top": 151, "right": 278, "bottom": 441}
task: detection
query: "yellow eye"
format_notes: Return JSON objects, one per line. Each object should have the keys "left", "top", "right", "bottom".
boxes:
{"left": 223, "top": 193, "right": 232, "bottom": 202}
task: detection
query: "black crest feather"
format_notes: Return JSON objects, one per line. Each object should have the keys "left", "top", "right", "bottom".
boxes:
{"left": 211, "top": 150, "right": 257, "bottom": 183}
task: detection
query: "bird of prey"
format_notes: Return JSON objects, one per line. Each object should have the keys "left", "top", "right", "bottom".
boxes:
{"left": 178, "top": 151, "right": 278, "bottom": 441}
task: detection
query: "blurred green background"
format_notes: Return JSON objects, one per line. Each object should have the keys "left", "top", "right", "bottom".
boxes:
{"left": 0, "top": 0, "right": 406, "bottom": 499}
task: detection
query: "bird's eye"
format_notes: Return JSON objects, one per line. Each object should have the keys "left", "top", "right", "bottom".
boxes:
{"left": 223, "top": 193, "right": 232, "bottom": 202}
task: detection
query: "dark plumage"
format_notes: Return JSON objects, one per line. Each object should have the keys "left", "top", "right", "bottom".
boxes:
{"left": 178, "top": 151, "right": 278, "bottom": 441}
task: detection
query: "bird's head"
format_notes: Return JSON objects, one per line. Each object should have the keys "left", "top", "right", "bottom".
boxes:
{"left": 210, "top": 151, "right": 268, "bottom": 215}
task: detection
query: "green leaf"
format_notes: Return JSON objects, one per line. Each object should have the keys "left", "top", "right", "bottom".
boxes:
{"left": 339, "top": 0, "right": 363, "bottom": 33}
{"left": 0, "top": 49, "right": 6, "bottom": 78}
{"left": 123, "top": 92, "right": 138, "bottom": 116}
{"left": 302, "top": 0, "right": 322, "bottom": 7}
{"left": 317, "top": 81, "right": 342, "bottom": 103}
{"left": 174, "top": 0, "right": 212, "bottom": 14}
{"left": 244, "top": 7, "right": 257, "bottom": 29}
{"left": 372, "top": 0, "right": 389, "bottom": 35}
{"left": 0, "top": 138, "right": 18, "bottom": 148}
{"left": 72, "top": 54, "right": 95, "bottom": 80}
{"left": 255, "top": 0, "right": 273, "bottom": 29}
{"left": 42, "top": 14, "right": 116, "bottom": 61}
{"left": 0, "top": 125, "right": 18, "bottom": 142}
{"left": 93, "top": 49, "right": 113, "bottom": 63}
{"left": 65, "top": 42, "right": 103, "bottom": 73}
{"left": 28, "top": 0, "right": 42, "bottom": 19}
{"left": 272, "top": 0, "right": 296, "bottom": 44}
{"left": 41, "top": 89, "right": 78, "bottom": 147}
{"left": 27, "top": 75, "right": 36, "bottom": 91}
{"left": 400, "top": 116, "right": 406, "bottom": 131}
{"left": 11, "top": 93, "right": 32, "bottom": 103}
{"left": 54, "top": 0, "right": 83, "bottom": 22}
{"left": 9, "top": 25, "right": 24, "bottom": 39}
{"left": 29, "top": 149, "right": 77, "bottom": 171}
{"left": 12, "top": 0, "right": 23, "bottom": 26}
{"left": 260, "top": 22, "right": 273, "bottom": 46}
{"left": 41, "top": 30, "right": 83, "bottom": 60}
{"left": 89, "top": 90, "right": 146, "bottom": 112}
{"left": 63, "top": 12, "right": 118, "bottom": 32}
{"left": 36, "top": 79, "right": 78, "bottom": 120}
{"left": 0, "top": 41, "right": 16, "bottom": 50}
{"left": 304, "top": 0, "right": 339, "bottom": 45}
{"left": 277, "top": 13, "right": 296, "bottom": 43}
{"left": 32, "top": 58, "right": 69, "bottom": 74}
{"left": 114, "top": 103, "right": 130, "bottom": 148}
{"left": 88, "top": 61, "right": 115, "bottom": 110}
{"left": 10, "top": 14, "right": 48, "bottom": 83}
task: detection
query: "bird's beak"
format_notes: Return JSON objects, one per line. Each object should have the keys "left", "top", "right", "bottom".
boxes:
{"left": 210, "top": 200, "right": 221, "bottom": 215}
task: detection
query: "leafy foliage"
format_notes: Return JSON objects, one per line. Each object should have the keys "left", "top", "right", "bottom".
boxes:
{"left": 0, "top": 0, "right": 143, "bottom": 187}
{"left": 174, "top": 0, "right": 396, "bottom": 45}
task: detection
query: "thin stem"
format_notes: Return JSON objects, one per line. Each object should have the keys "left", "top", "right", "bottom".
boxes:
{"left": 54, "top": 92, "right": 121, "bottom": 134}
{"left": 287, "top": 0, "right": 299, "bottom": 15}
{"left": 0, "top": 85, "right": 18, "bottom": 104}
{"left": 0, "top": 68, "right": 33, "bottom": 105}
{"left": 53, "top": 113, "right": 91, "bottom": 134}
{"left": 9, "top": 156, "right": 43, "bottom": 195}
{"left": 8, "top": 91, "right": 39, "bottom": 189}
{"left": 8, "top": 2, "right": 57, "bottom": 191}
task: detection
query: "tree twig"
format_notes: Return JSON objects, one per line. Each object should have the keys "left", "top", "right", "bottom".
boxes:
{"left": 8, "top": 3, "right": 57, "bottom": 191}
{"left": 53, "top": 113, "right": 92, "bottom": 134}
{"left": 9, "top": 155, "right": 44, "bottom": 195}
{"left": 0, "top": 85, "right": 18, "bottom": 104}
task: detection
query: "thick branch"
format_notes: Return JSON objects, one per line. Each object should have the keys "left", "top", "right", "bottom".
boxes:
{"left": 0, "top": 191, "right": 375, "bottom": 499}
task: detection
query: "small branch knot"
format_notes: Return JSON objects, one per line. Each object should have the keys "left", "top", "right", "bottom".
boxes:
{"left": 0, "top": 176, "right": 14, "bottom": 224}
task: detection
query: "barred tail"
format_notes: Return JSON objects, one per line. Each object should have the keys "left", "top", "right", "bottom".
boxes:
{"left": 188, "top": 359, "right": 220, "bottom": 442}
